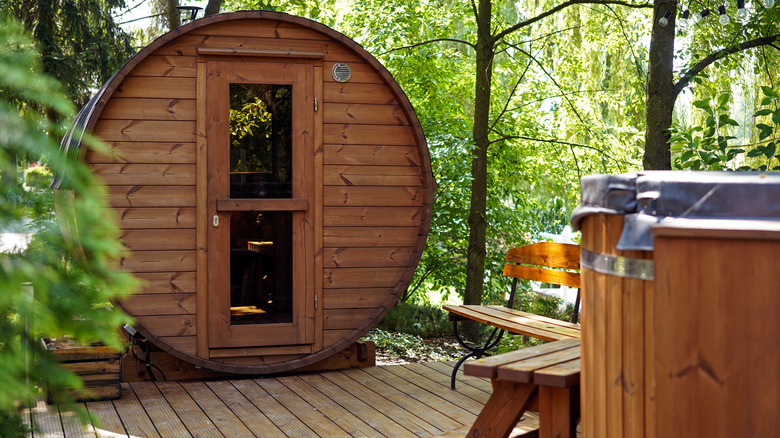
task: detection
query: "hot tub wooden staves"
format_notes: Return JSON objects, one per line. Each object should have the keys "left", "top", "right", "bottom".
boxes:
{"left": 64, "top": 11, "right": 433, "bottom": 374}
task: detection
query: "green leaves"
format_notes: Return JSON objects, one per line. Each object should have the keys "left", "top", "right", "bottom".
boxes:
{"left": 0, "top": 15, "right": 137, "bottom": 427}
{"left": 673, "top": 85, "right": 780, "bottom": 171}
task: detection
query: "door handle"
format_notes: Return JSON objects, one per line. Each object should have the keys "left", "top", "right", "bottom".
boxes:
{"left": 212, "top": 214, "right": 219, "bottom": 228}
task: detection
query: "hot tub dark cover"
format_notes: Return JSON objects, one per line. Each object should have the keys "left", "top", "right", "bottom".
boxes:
{"left": 571, "top": 171, "right": 780, "bottom": 250}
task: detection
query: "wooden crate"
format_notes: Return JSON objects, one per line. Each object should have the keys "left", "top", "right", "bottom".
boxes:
{"left": 41, "top": 337, "right": 122, "bottom": 402}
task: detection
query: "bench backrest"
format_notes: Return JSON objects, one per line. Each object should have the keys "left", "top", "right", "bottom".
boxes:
{"left": 503, "top": 242, "right": 580, "bottom": 288}
{"left": 503, "top": 242, "right": 582, "bottom": 323}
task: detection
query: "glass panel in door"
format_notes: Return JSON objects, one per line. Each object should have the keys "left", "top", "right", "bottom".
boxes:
{"left": 206, "top": 61, "right": 315, "bottom": 350}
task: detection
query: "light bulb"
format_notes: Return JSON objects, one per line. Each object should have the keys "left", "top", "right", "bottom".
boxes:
{"left": 764, "top": 0, "right": 775, "bottom": 8}
{"left": 690, "top": 10, "right": 701, "bottom": 23}
{"left": 718, "top": 5, "right": 731, "bottom": 24}
{"left": 679, "top": 9, "right": 690, "bottom": 27}
{"left": 737, "top": 7, "right": 749, "bottom": 19}
{"left": 659, "top": 9, "right": 672, "bottom": 27}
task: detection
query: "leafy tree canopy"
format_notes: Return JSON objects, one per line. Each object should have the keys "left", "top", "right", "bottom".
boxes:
{"left": 1, "top": 0, "right": 135, "bottom": 108}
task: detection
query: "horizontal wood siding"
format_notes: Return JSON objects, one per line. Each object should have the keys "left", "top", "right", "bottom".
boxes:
{"left": 322, "top": 247, "right": 416, "bottom": 268}
{"left": 322, "top": 288, "right": 397, "bottom": 309}
{"left": 113, "top": 208, "right": 197, "bottom": 229}
{"left": 318, "top": 44, "right": 426, "bottom": 340}
{"left": 323, "top": 144, "right": 421, "bottom": 167}
{"left": 101, "top": 98, "right": 196, "bottom": 121}
{"left": 86, "top": 142, "right": 196, "bottom": 164}
{"left": 121, "top": 229, "right": 197, "bottom": 251}
{"left": 133, "top": 272, "right": 197, "bottom": 294}
{"left": 120, "top": 293, "right": 197, "bottom": 315}
{"left": 323, "top": 207, "right": 422, "bottom": 227}
{"left": 83, "top": 13, "right": 430, "bottom": 372}
{"left": 129, "top": 55, "right": 197, "bottom": 77}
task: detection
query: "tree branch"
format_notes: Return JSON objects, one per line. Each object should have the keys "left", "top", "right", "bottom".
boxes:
{"left": 488, "top": 62, "right": 532, "bottom": 132}
{"left": 503, "top": 87, "right": 620, "bottom": 113}
{"left": 674, "top": 33, "right": 780, "bottom": 97}
{"left": 604, "top": 4, "right": 647, "bottom": 90}
{"left": 507, "top": 43, "right": 593, "bottom": 134}
{"left": 491, "top": 0, "right": 652, "bottom": 44}
{"left": 382, "top": 38, "right": 476, "bottom": 54}
{"left": 489, "top": 131, "right": 637, "bottom": 167}
{"left": 512, "top": 25, "right": 582, "bottom": 47}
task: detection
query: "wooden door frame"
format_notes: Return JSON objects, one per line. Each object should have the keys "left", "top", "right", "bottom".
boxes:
{"left": 196, "top": 58, "right": 320, "bottom": 353}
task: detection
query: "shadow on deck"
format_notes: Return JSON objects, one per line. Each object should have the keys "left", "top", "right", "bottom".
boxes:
{"left": 26, "top": 360, "right": 540, "bottom": 437}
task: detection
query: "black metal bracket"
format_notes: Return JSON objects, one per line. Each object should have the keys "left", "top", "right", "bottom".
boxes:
{"left": 449, "top": 317, "right": 505, "bottom": 390}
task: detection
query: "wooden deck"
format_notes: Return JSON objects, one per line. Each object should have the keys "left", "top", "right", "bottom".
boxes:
{"left": 26, "top": 361, "right": 540, "bottom": 437}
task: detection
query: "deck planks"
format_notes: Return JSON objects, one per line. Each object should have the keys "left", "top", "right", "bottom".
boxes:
{"left": 27, "top": 361, "right": 546, "bottom": 438}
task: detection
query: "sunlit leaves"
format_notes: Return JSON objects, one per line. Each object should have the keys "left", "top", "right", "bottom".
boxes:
{"left": 672, "top": 86, "right": 780, "bottom": 170}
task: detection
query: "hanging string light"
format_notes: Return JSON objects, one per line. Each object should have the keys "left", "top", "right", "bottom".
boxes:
{"left": 678, "top": 0, "right": 771, "bottom": 26}
{"left": 659, "top": 9, "right": 673, "bottom": 26}
{"left": 718, "top": 4, "right": 731, "bottom": 24}
{"left": 679, "top": 8, "right": 691, "bottom": 25}
{"left": 737, "top": 0, "right": 750, "bottom": 19}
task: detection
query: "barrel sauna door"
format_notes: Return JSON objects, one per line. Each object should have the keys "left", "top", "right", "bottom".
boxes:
{"left": 205, "top": 60, "right": 316, "bottom": 349}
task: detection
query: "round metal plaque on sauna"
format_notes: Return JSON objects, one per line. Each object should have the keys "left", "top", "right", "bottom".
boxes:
{"left": 61, "top": 11, "right": 433, "bottom": 375}
{"left": 332, "top": 62, "right": 352, "bottom": 82}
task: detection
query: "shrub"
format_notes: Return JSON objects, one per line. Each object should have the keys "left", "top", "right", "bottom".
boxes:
{"left": 24, "top": 165, "right": 52, "bottom": 189}
{"left": 376, "top": 301, "right": 452, "bottom": 338}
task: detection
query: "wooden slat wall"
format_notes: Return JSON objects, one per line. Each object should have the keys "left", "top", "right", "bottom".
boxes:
{"left": 89, "top": 41, "right": 199, "bottom": 355}
{"left": 87, "top": 15, "right": 427, "bottom": 370}
{"left": 319, "top": 51, "right": 424, "bottom": 345}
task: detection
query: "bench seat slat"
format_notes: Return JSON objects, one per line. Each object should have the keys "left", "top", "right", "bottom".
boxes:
{"left": 497, "top": 346, "right": 581, "bottom": 383}
{"left": 484, "top": 306, "right": 581, "bottom": 332}
{"left": 443, "top": 305, "right": 568, "bottom": 342}
{"left": 462, "top": 338, "right": 580, "bottom": 378}
{"left": 453, "top": 305, "right": 581, "bottom": 340}
{"left": 534, "top": 358, "right": 581, "bottom": 388}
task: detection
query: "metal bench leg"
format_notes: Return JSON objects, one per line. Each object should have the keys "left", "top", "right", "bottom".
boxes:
{"left": 450, "top": 320, "right": 504, "bottom": 389}
{"left": 570, "top": 288, "right": 581, "bottom": 324}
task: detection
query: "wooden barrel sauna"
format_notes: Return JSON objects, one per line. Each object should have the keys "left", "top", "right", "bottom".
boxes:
{"left": 572, "top": 171, "right": 780, "bottom": 437}
{"left": 55, "top": 11, "right": 433, "bottom": 374}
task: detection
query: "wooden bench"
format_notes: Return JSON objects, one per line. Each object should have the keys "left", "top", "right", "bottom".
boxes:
{"left": 462, "top": 338, "right": 581, "bottom": 438}
{"left": 443, "top": 242, "right": 581, "bottom": 389}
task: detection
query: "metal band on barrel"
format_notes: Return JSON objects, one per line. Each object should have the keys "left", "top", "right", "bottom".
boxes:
{"left": 580, "top": 248, "right": 654, "bottom": 280}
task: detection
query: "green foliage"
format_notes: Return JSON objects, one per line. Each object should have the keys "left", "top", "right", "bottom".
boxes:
{"left": 671, "top": 85, "right": 780, "bottom": 170}
{"left": 229, "top": 95, "right": 273, "bottom": 173}
{"left": 375, "top": 302, "right": 452, "bottom": 338}
{"left": 361, "top": 328, "right": 460, "bottom": 362}
{"left": 0, "top": 410, "right": 29, "bottom": 438}
{"left": 23, "top": 165, "right": 52, "bottom": 189}
{"left": 0, "top": 14, "right": 138, "bottom": 430}
{"left": 1, "top": 1, "right": 135, "bottom": 108}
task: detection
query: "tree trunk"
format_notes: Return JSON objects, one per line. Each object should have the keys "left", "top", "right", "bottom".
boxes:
{"left": 643, "top": 0, "right": 676, "bottom": 170}
{"left": 205, "top": 0, "right": 223, "bottom": 16}
{"left": 463, "top": 0, "right": 494, "bottom": 333}
{"left": 166, "top": 0, "right": 180, "bottom": 30}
